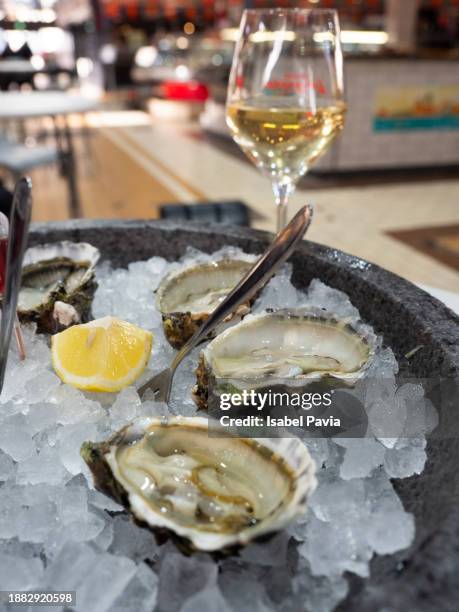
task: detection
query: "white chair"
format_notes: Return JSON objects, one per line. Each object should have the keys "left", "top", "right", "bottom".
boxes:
{"left": 0, "top": 135, "right": 57, "bottom": 183}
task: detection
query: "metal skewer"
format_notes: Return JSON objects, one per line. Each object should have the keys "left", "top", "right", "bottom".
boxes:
{"left": 14, "top": 314, "right": 26, "bottom": 361}
{"left": 0, "top": 209, "right": 27, "bottom": 361}
{"left": 0, "top": 178, "right": 32, "bottom": 394}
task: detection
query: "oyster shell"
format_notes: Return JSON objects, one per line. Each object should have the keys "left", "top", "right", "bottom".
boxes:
{"left": 81, "top": 416, "right": 316, "bottom": 553}
{"left": 18, "top": 241, "right": 100, "bottom": 334}
{"left": 194, "top": 308, "right": 376, "bottom": 410}
{"left": 156, "top": 256, "right": 257, "bottom": 349}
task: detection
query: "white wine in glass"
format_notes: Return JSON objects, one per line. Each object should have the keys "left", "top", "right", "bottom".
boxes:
{"left": 226, "top": 9, "right": 345, "bottom": 231}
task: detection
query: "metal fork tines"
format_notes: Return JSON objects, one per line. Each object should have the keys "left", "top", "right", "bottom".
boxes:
{"left": 138, "top": 204, "right": 313, "bottom": 404}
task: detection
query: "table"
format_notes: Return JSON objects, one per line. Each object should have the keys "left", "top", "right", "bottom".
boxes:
{"left": 0, "top": 92, "right": 98, "bottom": 217}
{"left": 420, "top": 284, "right": 459, "bottom": 315}
{"left": 99, "top": 118, "right": 459, "bottom": 292}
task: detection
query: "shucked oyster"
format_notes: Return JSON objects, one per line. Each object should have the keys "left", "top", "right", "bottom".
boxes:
{"left": 156, "top": 256, "right": 257, "bottom": 349}
{"left": 81, "top": 416, "right": 316, "bottom": 552}
{"left": 194, "top": 308, "right": 376, "bottom": 410}
{"left": 18, "top": 241, "right": 100, "bottom": 334}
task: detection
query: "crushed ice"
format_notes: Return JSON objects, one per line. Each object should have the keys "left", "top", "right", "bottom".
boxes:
{"left": 0, "top": 247, "right": 437, "bottom": 611}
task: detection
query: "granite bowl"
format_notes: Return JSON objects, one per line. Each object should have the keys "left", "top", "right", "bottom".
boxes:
{"left": 28, "top": 219, "right": 459, "bottom": 612}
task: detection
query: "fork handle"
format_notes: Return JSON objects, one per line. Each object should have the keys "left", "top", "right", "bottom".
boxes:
{"left": 171, "top": 204, "right": 313, "bottom": 372}
{"left": 0, "top": 178, "right": 32, "bottom": 392}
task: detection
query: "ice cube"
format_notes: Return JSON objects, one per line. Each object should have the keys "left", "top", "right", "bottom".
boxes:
{"left": 44, "top": 510, "right": 106, "bottom": 560}
{"left": 57, "top": 485, "right": 88, "bottom": 522}
{"left": 110, "top": 515, "right": 159, "bottom": 563}
{"left": 52, "top": 386, "right": 105, "bottom": 426}
{"left": 93, "top": 519, "right": 114, "bottom": 552}
{"left": 111, "top": 562, "right": 158, "bottom": 612}
{"left": 181, "top": 586, "right": 232, "bottom": 612}
{"left": 307, "top": 279, "right": 360, "bottom": 319}
{"left": 384, "top": 437, "right": 427, "bottom": 478}
{"left": 219, "top": 563, "right": 275, "bottom": 612}
{"left": 0, "top": 451, "right": 15, "bottom": 481}
{"left": 109, "top": 387, "right": 141, "bottom": 430}
{"left": 240, "top": 532, "right": 289, "bottom": 567}
{"left": 16, "top": 444, "right": 69, "bottom": 486}
{"left": 88, "top": 488, "right": 123, "bottom": 513}
{"left": 156, "top": 548, "right": 218, "bottom": 612}
{"left": 57, "top": 423, "right": 98, "bottom": 476}
{"left": 17, "top": 500, "right": 58, "bottom": 544}
{"left": 0, "top": 356, "right": 43, "bottom": 403}
{"left": 168, "top": 350, "right": 201, "bottom": 416}
{"left": 290, "top": 557, "right": 349, "bottom": 612}
{"left": 366, "top": 376, "right": 406, "bottom": 448}
{"left": 364, "top": 469, "right": 415, "bottom": 555}
{"left": 21, "top": 402, "right": 60, "bottom": 436}
{"left": 93, "top": 260, "right": 165, "bottom": 330}
{"left": 287, "top": 510, "right": 313, "bottom": 543}
{"left": 0, "top": 414, "right": 35, "bottom": 461}
{"left": 334, "top": 438, "right": 386, "bottom": 480}
{"left": 309, "top": 476, "right": 368, "bottom": 525}
{"left": 136, "top": 400, "right": 172, "bottom": 420}
{"left": 302, "top": 438, "right": 330, "bottom": 468}
{"left": 0, "top": 553, "right": 44, "bottom": 590}
{"left": 299, "top": 513, "right": 373, "bottom": 577}
{"left": 23, "top": 370, "right": 61, "bottom": 404}
{"left": 44, "top": 542, "right": 137, "bottom": 612}
{"left": 0, "top": 539, "right": 42, "bottom": 559}
{"left": 253, "top": 265, "right": 301, "bottom": 312}
{"left": 396, "top": 383, "right": 438, "bottom": 438}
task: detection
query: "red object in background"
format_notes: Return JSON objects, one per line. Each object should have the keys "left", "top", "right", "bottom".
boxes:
{"left": 204, "top": 6, "right": 214, "bottom": 20}
{"left": 164, "top": 2, "right": 177, "bottom": 19}
{"left": 163, "top": 81, "right": 209, "bottom": 102}
{"left": 145, "top": 0, "right": 158, "bottom": 18}
{"left": 126, "top": 1, "right": 139, "bottom": 20}
{"left": 186, "top": 6, "right": 197, "bottom": 20}
{"left": 104, "top": 1, "right": 120, "bottom": 20}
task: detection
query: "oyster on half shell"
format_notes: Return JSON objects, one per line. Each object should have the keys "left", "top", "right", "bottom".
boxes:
{"left": 194, "top": 308, "right": 376, "bottom": 410}
{"left": 81, "top": 416, "right": 316, "bottom": 553}
{"left": 156, "top": 256, "right": 257, "bottom": 349}
{"left": 18, "top": 241, "right": 100, "bottom": 334}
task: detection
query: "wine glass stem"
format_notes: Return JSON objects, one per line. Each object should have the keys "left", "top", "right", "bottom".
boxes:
{"left": 273, "top": 182, "right": 293, "bottom": 232}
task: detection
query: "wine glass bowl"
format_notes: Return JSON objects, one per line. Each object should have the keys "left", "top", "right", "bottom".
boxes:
{"left": 226, "top": 8, "right": 345, "bottom": 230}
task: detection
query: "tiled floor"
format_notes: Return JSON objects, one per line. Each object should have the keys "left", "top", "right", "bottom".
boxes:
{"left": 389, "top": 224, "right": 459, "bottom": 272}
{"left": 25, "top": 111, "right": 459, "bottom": 293}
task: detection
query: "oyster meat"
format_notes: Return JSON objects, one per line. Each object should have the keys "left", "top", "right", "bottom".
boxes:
{"left": 18, "top": 241, "right": 100, "bottom": 334}
{"left": 156, "top": 256, "right": 257, "bottom": 349}
{"left": 194, "top": 308, "right": 376, "bottom": 409}
{"left": 81, "top": 416, "right": 316, "bottom": 552}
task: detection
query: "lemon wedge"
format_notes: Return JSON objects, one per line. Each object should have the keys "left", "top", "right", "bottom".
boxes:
{"left": 51, "top": 316, "right": 153, "bottom": 392}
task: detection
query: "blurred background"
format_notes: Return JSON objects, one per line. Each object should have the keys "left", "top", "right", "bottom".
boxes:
{"left": 0, "top": 0, "right": 458, "bottom": 297}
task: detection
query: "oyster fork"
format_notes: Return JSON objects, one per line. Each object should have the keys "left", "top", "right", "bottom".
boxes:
{"left": 139, "top": 204, "right": 313, "bottom": 404}
{"left": 0, "top": 177, "right": 33, "bottom": 394}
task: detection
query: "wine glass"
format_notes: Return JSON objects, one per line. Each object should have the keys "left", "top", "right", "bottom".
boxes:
{"left": 226, "top": 8, "right": 345, "bottom": 231}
